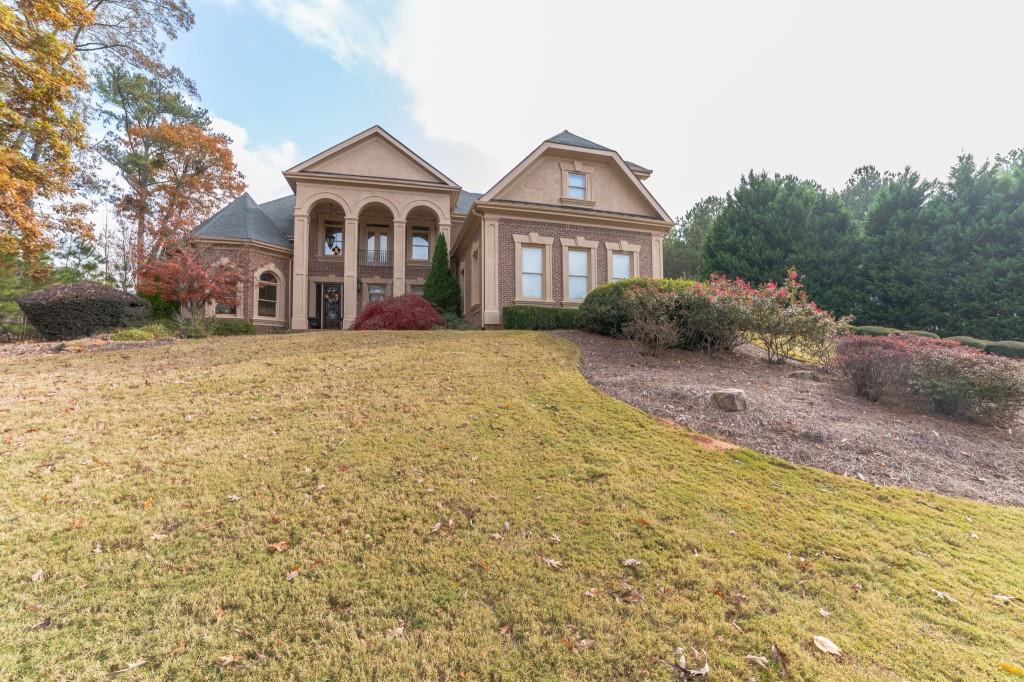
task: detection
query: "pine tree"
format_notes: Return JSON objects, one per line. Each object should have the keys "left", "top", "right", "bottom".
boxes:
{"left": 423, "top": 233, "right": 460, "bottom": 314}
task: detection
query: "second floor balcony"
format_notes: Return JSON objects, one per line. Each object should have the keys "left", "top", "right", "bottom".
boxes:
{"left": 358, "top": 249, "right": 393, "bottom": 266}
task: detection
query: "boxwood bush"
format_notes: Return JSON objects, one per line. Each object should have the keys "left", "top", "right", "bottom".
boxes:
{"left": 16, "top": 282, "right": 151, "bottom": 340}
{"left": 945, "top": 335, "right": 991, "bottom": 350}
{"left": 575, "top": 278, "right": 693, "bottom": 337}
{"left": 502, "top": 305, "right": 578, "bottom": 330}
{"left": 850, "top": 325, "right": 900, "bottom": 337}
{"left": 211, "top": 319, "right": 255, "bottom": 336}
{"left": 901, "top": 329, "right": 940, "bottom": 339}
{"left": 985, "top": 340, "right": 1024, "bottom": 359}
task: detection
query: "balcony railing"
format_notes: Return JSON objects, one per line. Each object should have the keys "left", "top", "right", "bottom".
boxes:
{"left": 358, "top": 249, "right": 393, "bottom": 266}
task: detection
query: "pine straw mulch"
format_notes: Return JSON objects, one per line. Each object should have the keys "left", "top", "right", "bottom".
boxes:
{"left": 558, "top": 330, "right": 1024, "bottom": 507}
{"left": 0, "top": 336, "right": 176, "bottom": 358}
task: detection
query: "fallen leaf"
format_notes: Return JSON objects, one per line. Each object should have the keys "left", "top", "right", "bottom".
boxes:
{"left": 933, "top": 589, "right": 958, "bottom": 604}
{"left": 489, "top": 533, "right": 502, "bottom": 541}
{"left": 429, "top": 521, "right": 443, "bottom": 534}
{"left": 498, "top": 624, "right": 511, "bottom": 635}
{"left": 813, "top": 635, "right": 843, "bottom": 656}
{"left": 611, "top": 586, "right": 645, "bottom": 604}
{"left": 852, "top": 582, "right": 862, "bottom": 593}
{"left": 1000, "top": 662, "right": 1024, "bottom": 676}
{"left": 113, "top": 659, "right": 146, "bottom": 674}
{"left": 31, "top": 617, "right": 51, "bottom": 631}
{"left": 771, "top": 643, "right": 791, "bottom": 678}
{"left": 549, "top": 533, "right": 560, "bottom": 545}
{"left": 267, "top": 541, "right": 290, "bottom": 553}
{"left": 386, "top": 620, "right": 405, "bottom": 639}
{"left": 622, "top": 558, "right": 642, "bottom": 567}
{"left": 745, "top": 654, "right": 770, "bottom": 670}
{"left": 574, "top": 638, "right": 595, "bottom": 652}
{"left": 150, "top": 533, "right": 168, "bottom": 541}
{"left": 285, "top": 569, "right": 300, "bottom": 581}
{"left": 218, "top": 654, "right": 240, "bottom": 667}
{"left": 583, "top": 590, "right": 597, "bottom": 598}
{"left": 994, "top": 594, "right": 1015, "bottom": 604}
{"left": 30, "top": 569, "right": 44, "bottom": 583}
{"left": 142, "top": 497, "right": 154, "bottom": 510}
{"left": 818, "top": 607, "right": 832, "bottom": 617}
{"left": 542, "top": 556, "right": 563, "bottom": 570}
{"left": 69, "top": 517, "right": 85, "bottom": 530}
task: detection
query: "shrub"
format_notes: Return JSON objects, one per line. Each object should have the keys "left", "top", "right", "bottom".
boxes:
{"left": 439, "top": 312, "right": 469, "bottom": 330}
{"left": 910, "top": 340, "right": 1024, "bottom": 425}
{"left": 140, "top": 293, "right": 179, "bottom": 320}
{"left": 620, "top": 286, "right": 679, "bottom": 356}
{"left": 211, "top": 319, "right": 255, "bottom": 336}
{"left": 423, "top": 234, "right": 460, "bottom": 314}
{"left": 833, "top": 335, "right": 915, "bottom": 402}
{"left": 985, "top": 340, "right": 1024, "bottom": 359}
{"left": 503, "top": 305, "right": 578, "bottom": 330}
{"left": 851, "top": 325, "right": 900, "bottom": 337}
{"left": 16, "top": 282, "right": 151, "bottom": 340}
{"left": 111, "top": 322, "right": 176, "bottom": 342}
{"left": 677, "top": 275, "right": 753, "bottom": 352}
{"left": 576, "top": 278, "right": 693, "bottom": 337}
{"left": 946, "top": 335, "right": 992, "bottom": 350}
{"left": 900, "top": 329, "right": 940, "bottom": 339}
{"left": 746, "top": 269, "right": 848, "bottom": 364}
{"left": 352, "top": 294, "right": 444, "bottom": 331}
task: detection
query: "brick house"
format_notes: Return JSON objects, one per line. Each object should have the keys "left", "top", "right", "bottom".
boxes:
{"left": 192, "top": 126, "right": 673, "bottom": 330}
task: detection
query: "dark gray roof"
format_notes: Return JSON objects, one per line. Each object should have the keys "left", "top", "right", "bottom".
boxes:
{"left": 257, "top": 195, "right": 296, "bottom": 234}
{"left": 546, "top": 130, "right": 651, "bottom": 177}
{"left": 194, "top": 193, "right": 293, "bottom": 248}
{"left": 454, "top": 190, "right": 483, "bottom": 215}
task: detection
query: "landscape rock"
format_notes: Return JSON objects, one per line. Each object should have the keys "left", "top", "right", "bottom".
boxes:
{"left": 712, "top": 389, "right": 748, "bottom": 412}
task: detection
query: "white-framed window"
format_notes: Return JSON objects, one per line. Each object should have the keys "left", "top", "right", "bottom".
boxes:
{"left": 368, "top": 283, "right": 387, "bottom": 303}
{"left": 567, "top": 248, "right": 590, "bottom": 300}
{"left": 567, "top": 172, "right": 586, "bottom": 200}
{"left": 411, "top": 227, "right": 430, "bottom": 261}
{"left": 521, "top": 245, "right": 544, "bottom": 299}
{"left": 323, "top": 223, "right": 344, "bottom": 256}
{"left": 257, "top": 271, "right": 280, "bottom": 317}
{"left": 611, "top": 252, "right": 633, "bottom": 281}
{"left": 215, "top": 301, "right": 237, "bottom": 315}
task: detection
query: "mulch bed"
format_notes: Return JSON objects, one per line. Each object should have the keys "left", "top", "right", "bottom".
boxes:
{"left": 558, "top": 330, "right": 1024, "bottom": 507}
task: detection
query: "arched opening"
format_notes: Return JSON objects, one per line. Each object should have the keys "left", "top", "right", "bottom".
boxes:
{"left": 308, "top": 199, "right": 347, "bottom": 261}
{"left": 358, "top": 201, "right": 395, "bottom": 267}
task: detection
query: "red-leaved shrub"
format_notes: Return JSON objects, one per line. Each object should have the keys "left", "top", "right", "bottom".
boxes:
{"left": 834, "top": 335, "right": 915, "bottom": 402}
{"left": 835, "top": 333, "right": 1024, "bottom": 425}
{"left": 351, "top": 294, "right": 444, "bottom": 331}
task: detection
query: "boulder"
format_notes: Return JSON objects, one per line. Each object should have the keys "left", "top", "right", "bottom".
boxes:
{"left": 712, "top": 389, "right": 748, "bottom": 412}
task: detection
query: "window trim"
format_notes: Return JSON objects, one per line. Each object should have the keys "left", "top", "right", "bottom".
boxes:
{"left": 206, "top": 258, "right": 243, "bottom": 318}
{"left": 253, "top": 265, "right": 286, "bottom": 322}
{"left": 559, "top": 161, "right": 595, "bottom": 207}
{"left": 605, "top": 240, "right": 641, "bottom": 282}
{"left": 513, "top": 233, "right": 554, "bottom": 304}
{"left": 360, "top": 277, "right": 392, "bottom": 309}
{"left": 314, "top": 210, "right": 347, "bottom": 263}
{"left": 560, "top": 235, "right": 598, "bottom": 305}
{"left": 409, "top": 226, "right": 432, "bottom": 262}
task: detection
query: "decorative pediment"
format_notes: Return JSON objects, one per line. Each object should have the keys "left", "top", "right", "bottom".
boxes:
{"left": 285, "top": 126, "right": 458, "bottom": 187}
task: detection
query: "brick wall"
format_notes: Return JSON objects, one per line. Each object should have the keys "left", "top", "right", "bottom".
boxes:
{"left": 200, "top": 244, "right": 292, "bottom": 326}
{"left": 496, "top": 217, "right": 654, "bottom": 310}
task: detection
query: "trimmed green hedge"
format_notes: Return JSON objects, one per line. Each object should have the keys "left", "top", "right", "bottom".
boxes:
{"left": 985, "top": 340, "right": 1024, "bottom": 359}
{"left": 211, "top": 319, "right": 255, "bottom": 336}
{"left": 901, "top": 329, "right": 940, "bottom": 339}
{"left": 850, "top": 325, "right": 900, "bottom": 337}
{"left": 575, "top": 278, "right": 695, "bottom": 337}
{"left": 945, "top": 336, "right": 991, "bottom": 350}
{"left": 502, "top": 306, "right": 578, "bottom": 330}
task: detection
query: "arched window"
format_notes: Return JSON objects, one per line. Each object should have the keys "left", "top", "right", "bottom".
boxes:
{"left": 257, "top": 271, "right": 279, "bottom": 318}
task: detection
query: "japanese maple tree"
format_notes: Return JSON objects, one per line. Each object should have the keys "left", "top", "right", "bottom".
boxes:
{"left": 136, "top": 243, "right": 240, "bottom": 319}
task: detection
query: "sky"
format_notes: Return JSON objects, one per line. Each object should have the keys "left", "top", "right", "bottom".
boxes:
{"left": 165, "top": 0, "right": 1024, "bottom": 219}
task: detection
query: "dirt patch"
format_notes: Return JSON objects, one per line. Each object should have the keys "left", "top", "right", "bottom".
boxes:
{"left": 558, "top": 330, "right": 1024, "bottom": 506}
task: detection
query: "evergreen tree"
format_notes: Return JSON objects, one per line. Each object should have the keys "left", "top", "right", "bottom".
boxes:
{"left": 664, "top": 196, "right": 723, "bottom": 279}
{"left": 423, "top": 233, "right": 460, "bottom": 314}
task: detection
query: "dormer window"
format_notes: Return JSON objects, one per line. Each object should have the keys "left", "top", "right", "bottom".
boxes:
{"left": 567, "top": 172, "right": 586, "bottom": 200}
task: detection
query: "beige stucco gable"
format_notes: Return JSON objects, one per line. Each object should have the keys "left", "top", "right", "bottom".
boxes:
{"left": 494, "top": 151, "right": 661, "bottom": 218}
{"left": 304, "top": 135, "right": 439, "bottom": 182}
{"left": 285, "top": 126, "right": 459, "bottom": 188}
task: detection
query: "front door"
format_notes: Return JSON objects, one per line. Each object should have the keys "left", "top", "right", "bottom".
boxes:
{"left": 320, "top": 283, "right": 343, "bottom": 329}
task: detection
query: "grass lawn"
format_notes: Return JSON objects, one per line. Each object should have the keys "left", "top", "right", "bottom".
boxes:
{"left": 2, "top": 331, "right": 1024, "bottom": 680}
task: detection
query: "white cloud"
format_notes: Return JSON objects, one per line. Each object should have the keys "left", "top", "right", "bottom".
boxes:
{"left": 229, "top": 1, "right": 1024, "bottom": 217}
{"left": 212, "top": 118, "right": 297, "bottom": 202}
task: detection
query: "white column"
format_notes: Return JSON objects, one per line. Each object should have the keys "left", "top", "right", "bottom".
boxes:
{"left": 290, "top": 212, "right": 309, "bottom": 330}
{"left": 392, "top": 219, "right": 406, "bottom": 296}
{"left": 343, "top": 217, "right": 358, "bottom": 329}
{"left": 482, "top": 217, "right": 500, "bottom": 326}
{"left": 652, "top": 234, "right": 664, "bottom": 278}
